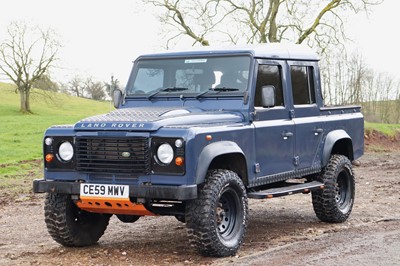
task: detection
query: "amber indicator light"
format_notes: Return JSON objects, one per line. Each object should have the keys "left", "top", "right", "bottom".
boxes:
{"left": 45, "top": 154, "right": 54, "bottom": 163}
{"left": 175, "top": 157, "right": 184, "bottom": 166}
{"left": 206, "top": 135, "right": 212, "bottom": 141}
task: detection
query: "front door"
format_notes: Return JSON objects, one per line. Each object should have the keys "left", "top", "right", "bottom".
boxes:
{"left": 253, "top": 62, "right": 295, "bottom": 179}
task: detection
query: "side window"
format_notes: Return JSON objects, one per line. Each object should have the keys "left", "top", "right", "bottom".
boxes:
{"left": 255, "top": 65, "right": 284, "bottom": 107}
{"left": 291, "top": 66, "right": 315, "bottom": 105}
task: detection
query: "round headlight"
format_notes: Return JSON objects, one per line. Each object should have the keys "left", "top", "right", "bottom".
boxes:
{"left": 157, "top": 143, "right": 174, "bottom": 165}
{"left": 59, "top": 141, "right": 74, "bottom": 162}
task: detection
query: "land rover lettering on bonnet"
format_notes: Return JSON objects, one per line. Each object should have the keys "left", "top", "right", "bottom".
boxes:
{"left": 33, "top": 44, "right": 364, "bottom": 257}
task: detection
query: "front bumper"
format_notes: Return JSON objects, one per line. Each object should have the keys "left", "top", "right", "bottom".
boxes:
{"left": 33, "top": 179, "right": 198, "bottom": 201}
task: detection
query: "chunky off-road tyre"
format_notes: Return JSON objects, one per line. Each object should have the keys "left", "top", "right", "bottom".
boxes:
{"left": 312, "top": 154, "right": 355, "bottom": 223}
{"left": 175, "top": 215, "right": 186, "bottom": 223}
{"left": 44, "top": 193, "right": 110, "bottom": 247}
{"left": 185, "top": 169, "right": 248, "bottom": 257}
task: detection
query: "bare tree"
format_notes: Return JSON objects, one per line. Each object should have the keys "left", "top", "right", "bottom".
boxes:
{"left": 395, "top": 84, "right": 400, "bottom": 123}
{"left": 145, "top": 0, "right": 381, "bottom": 52}
{"left": 377, "top": 73, "right": 395, "bottom": 123}
{"left": 65, "top": 76, "right": 106, "bottom": 100}
{"left": 0, "top": 21, "right": 60, "bottom": 113}
{"left": 347, "top": 53, "right": 370, "bottom": 104}
{"left": 84, "top": 78, "right": 106, "bottom": 101}
{"left": 105, "top": 75, "right": 120, "bottom": 99}
{"left": 32, "top": 74, "right": 59, "bottom": 92}
{"left": 68, "top": 76, "right": 85, "bottom": 97}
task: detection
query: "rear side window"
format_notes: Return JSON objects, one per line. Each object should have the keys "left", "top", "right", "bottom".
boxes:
{"left": 291, "top": 66, "right": 315, "bottom": 105}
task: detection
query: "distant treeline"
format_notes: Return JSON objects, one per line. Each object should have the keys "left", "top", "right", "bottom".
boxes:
{"left": 321, "top": 51, "right": 400, "bottom": 124}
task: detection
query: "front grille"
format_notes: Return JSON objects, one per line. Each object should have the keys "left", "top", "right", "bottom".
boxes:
{"left": 76, "top": 137, "right": 150, "bottom": 175}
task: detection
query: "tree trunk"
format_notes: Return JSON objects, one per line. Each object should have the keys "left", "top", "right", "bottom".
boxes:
{"left": 19, "top": 88, "right": 32, "bottom": 113}
{"left": 25, "top": 89, "right": 31, "bottom": 113}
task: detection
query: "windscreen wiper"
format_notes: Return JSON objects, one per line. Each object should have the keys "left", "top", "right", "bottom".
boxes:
{"left": 148, "top": 87, "right": 189, "bottom": 99}
{"left": 196, "top": 87, "right": 239, "bottom": 99}
{"left": 213, "top": 87, "right": 239, "bottom": 91}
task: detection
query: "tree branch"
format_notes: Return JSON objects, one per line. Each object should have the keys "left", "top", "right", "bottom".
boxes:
{"left": 296, "top": 0, "right": 341, "bottom": 44}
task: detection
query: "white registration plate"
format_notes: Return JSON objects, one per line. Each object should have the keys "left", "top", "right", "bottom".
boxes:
{"left": 80, "top": 184, "right": 129, "bottom": 199}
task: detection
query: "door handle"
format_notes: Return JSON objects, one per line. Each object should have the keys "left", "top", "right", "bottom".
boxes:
{"left": 313, "top": 128, "right": 324, "bottom": 135}
{"left": 282, "top": 132, "right": 293, "bottom": 140}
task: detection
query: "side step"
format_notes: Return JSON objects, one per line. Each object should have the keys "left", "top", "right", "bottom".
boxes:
{"left": 248, "top": 181, "right": 324, "bottom": 199}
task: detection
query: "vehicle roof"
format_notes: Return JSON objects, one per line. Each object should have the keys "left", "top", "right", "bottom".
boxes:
{"left": 136, "top": 43, "right": 319, "bottom": 61}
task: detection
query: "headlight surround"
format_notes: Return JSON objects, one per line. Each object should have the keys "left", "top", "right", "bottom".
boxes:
{"left": 156, "top": 143, "right": 174, "bottom": 165}
{"left": 58, "top": 141, "right": 74, "bottom": 162}
{"left": 44, "top": 136, "right": 75, "bottom": 170}
{"left": 151, "top": 137, "right": 185, "bottom": 175}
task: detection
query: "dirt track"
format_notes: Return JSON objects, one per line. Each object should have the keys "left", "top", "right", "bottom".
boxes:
{"left": 0, "top": 152, "right": 399, "bottom": 266}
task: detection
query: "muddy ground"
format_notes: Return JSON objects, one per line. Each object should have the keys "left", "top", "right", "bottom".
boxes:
{"left": 0, "top": 145, "right": 399, "bottom": 265}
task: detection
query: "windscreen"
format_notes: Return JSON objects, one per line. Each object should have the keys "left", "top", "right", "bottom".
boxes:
{"left": 126, "top": 55, "right": 251, "bottom": 97}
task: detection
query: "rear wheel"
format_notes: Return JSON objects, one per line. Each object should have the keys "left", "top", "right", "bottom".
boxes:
{"left": 186, "top": 169, "right": 248, "bottom": 257}
{"left": 44, "top": 193, "right": 110, "bottom": 246}
{"left": 312, "top": 154, "right": 355, "bottom": 223}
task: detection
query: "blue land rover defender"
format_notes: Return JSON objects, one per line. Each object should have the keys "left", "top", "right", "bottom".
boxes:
{"left": 33, "top": 44, "right": 364, "bottom": 257}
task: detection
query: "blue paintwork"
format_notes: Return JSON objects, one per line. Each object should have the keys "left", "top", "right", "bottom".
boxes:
{"left": 40, "top": 44, "right": 364, "bottom": 199}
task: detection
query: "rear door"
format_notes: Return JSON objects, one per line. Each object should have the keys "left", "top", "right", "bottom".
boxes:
{"left": 287, "top": 61, "right": 324, "bottom": 170}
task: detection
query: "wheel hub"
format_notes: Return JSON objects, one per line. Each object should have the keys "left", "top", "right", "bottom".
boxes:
{"left": 216, "top": 192, "right": 236, "bottom": 237}
{"left": 216, "top": 204, "right": 226, "bottom": 224}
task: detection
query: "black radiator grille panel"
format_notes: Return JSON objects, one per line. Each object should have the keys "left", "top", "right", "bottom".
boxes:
{"left": 76, "top": 137, "right": 150, "bottom": 175}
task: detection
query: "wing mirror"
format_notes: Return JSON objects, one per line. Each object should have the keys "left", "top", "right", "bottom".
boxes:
{"left": 261, "top": 85, "right": 276, "bottom": 108}
{"left": 112, "top": 89, "right": 123, "bottom": 109}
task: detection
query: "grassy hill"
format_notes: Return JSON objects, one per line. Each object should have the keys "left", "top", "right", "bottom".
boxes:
{"left": 0, "top": 82, "right": 112, "bottom": 174}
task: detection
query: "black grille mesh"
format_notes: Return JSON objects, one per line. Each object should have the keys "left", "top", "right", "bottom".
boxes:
{"left": 76, "top": 137, "right": 150, "bottom": 175}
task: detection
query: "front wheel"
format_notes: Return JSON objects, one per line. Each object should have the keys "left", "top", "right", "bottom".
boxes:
{"left": 44, "top": 193, "right": 110, "bottom": 247}
{"left": 185, "top": 169, "right": 248, "bottom": 257}
{"left": 116, "top": 214, "right": 140, "bottom": 223}
{"left": 312, "top": 154, "right": 355, "bottom": 223}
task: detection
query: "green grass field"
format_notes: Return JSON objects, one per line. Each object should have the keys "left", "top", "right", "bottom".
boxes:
{"left": 364, "top": 121, "right": 400, "bottom": 137}
{"left": 0, "top": 82, "right": 111, "bottom": 194}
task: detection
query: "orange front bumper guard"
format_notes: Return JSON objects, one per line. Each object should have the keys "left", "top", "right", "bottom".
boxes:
{"left": 76, "top": 196, "right": 156, "bottom": 216}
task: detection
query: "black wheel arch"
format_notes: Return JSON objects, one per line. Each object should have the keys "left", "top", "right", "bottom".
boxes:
{"left": 195, "top": 141, "right": 248, "bottom": 186}
{"left": 322, "top": 130, "right": 354, "bottom": 166}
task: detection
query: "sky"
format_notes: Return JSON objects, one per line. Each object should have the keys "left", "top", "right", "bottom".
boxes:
{"left": 0, "top": 0, "right": 399, "bottom": 86}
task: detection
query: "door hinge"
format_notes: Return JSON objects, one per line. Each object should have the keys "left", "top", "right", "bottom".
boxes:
{"left": 254, "top": 163, "right": 261, "bottom": 173}
{"left": 293, "top": 156, "right": 300, "bottom": 166}
{"left": 250, "top": 111, "right": 257, "bottom": 121}
{"left": 289, "top": 109, "right": 295, "bottom": 119}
